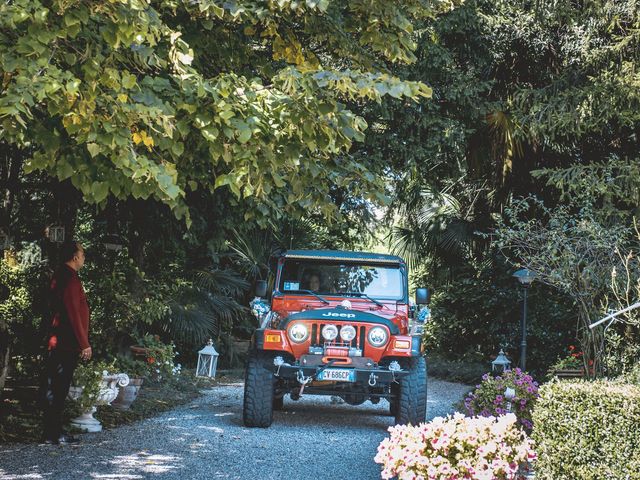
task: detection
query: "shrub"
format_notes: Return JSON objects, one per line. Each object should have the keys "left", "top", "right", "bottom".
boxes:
{"left": 427, "top": 352, "right": 488, "bottom": 385}
{"left": 426, "top": 261, "right": 576, "bottom": 376}
{"left": 71, "top": 360, "right": 114, "bottom": 411}
{"left": 548, "top": 345, "right": 584, "bottom": 371}
{"left": 463, "top": 369, "right": 540, "bottom": 432}
{"left": 113, "top": 356, "right": 149, "bottom": 379}
{"left": 532, "top": 380, "right": 640, "bottom": 479}
{"left": 137, "top": 334, "right": 181, "bottom": 381}
{"left": 622, "top": 362, "right": 640, "bottom": 385}
{"left": 375, "top": 413, "right": 536, "bottom": 480}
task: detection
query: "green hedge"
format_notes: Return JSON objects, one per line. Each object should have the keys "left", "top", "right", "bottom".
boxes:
{"left": 532, "top": 380, "right": 640, "bottom": 480}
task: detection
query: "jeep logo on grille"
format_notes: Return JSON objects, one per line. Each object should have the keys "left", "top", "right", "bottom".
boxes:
{"left": 322, "top": 312, "right": 356, "bottom": 318}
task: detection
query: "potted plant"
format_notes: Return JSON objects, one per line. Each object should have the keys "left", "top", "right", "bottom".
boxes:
{"left": 110, "top": 356, "right": 147, "bottom": 410}
{"left": 130, "top": 334, "right": 181, "bottom": 382}
{"left": 67, "top": 360, "right": 129, "bottom": 432}
{"left": 549, "top": 345, "right": 585, "bottom": 379}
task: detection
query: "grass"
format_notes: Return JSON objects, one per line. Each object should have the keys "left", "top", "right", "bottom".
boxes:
{"left": 0, "top": 369, "right": 243, "bottom": 444}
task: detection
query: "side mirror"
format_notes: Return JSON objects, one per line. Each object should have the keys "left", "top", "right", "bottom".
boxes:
{"left": 415, "top": 287, "right": 430, "bottom": 305}
{"left": 255, "top": 280, "right": 268, "bottom": 298}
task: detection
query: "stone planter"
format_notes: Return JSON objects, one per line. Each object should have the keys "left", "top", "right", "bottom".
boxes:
{"left": 67, "top": 373, "right": 129, "bottom": 432}
{"left": 111, "top": 377, "right": 144, "bottom": 410}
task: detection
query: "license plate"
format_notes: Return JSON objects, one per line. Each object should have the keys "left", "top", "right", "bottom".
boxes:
{"left": 317, "top": 368, "right": 355, "bottom": 382}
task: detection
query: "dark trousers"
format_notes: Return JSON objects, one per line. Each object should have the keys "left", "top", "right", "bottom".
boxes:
{"left": 40, "top": 349, "right": 78, "bottom": 441}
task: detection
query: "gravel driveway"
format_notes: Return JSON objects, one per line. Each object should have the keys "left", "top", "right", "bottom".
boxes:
{"left": 0, "top": 378, "right": 469, "bottom": 480}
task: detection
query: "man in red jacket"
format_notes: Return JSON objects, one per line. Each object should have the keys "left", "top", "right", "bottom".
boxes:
{"left": 41, "top": 240, "right": 91, "bottom": 445}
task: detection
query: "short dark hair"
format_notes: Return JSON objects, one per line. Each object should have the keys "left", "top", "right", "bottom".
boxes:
{"left": 60, "top": 241, "right": 81, "bottom": 263}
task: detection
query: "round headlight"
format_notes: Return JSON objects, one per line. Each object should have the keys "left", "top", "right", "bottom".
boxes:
{"left": 288, "top": 323, "right": 309, "bottom": 343}
{"left": 367, "top": 326, "right": 389, "bottom": 347}
{"left": 321, "top": 324, "right": 339, "bottom": 341}
{"left": 339, "top": 325, "right": 357, "bottom": 342}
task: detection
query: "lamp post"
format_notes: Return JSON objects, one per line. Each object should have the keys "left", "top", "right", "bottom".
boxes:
{"left": 512, "top": 268, "right": 536, "bottom": 371}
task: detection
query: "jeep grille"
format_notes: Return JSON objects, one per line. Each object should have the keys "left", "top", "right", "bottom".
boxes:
{"left": 309, "top": 323, "right": 367, "bottom": 352}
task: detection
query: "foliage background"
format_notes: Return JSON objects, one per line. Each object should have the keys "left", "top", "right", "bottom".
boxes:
{"left": 2, "top": 0, "right": 640, "bottom": 391}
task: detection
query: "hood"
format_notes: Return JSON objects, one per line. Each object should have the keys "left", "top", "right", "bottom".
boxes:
{"left": 281, "top": 307, "right": 400, "bottom": 335}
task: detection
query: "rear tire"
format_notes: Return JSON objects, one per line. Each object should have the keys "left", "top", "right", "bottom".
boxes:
{"left": 395, "top": 356, "right": 427, "bottom": 425}
{"left": 243, "top": 351, "right": 274, "bottom": 427}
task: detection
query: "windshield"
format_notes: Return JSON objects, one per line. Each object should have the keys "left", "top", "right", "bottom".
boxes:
{"left": 278, "top": 259, "right": 405, "bottom": 301}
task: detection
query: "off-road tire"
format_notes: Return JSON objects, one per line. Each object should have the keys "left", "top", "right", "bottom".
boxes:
{"left": 243, "top": 350, "right": 274, "bottom": 427}
{"left": 395, "top": 356, "right": 427, "bottom": 425}
{"left": 388, "top": 383, "right": 399, "bottom": 416}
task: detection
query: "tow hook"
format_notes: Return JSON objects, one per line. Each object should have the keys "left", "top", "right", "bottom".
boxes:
{"left": 388, "top": 361, "right": 402, "bottom": 384}
{"left": 273, "top": 356, "right": 289, "bottom": 377}
{"left": 368, "top": 372, "right": 378, "bottom": 387}
{"left": 296, "top": 370, "right": 313, "bottom": 396}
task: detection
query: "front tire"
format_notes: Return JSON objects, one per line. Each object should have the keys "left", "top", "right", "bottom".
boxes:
{"left": 388, "top": 383, "right": 399, "bottom": 416}
{"left": 395, "top": 356, "right": 427, "bottom": 425}
{"left": 243, "top": 351, "right": 274, "bottom": 427}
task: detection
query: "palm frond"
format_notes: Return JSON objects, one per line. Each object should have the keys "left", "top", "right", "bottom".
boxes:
{"left": 164, "top": 288, "right": 248, "bottom": 346}
{"left": 194, "top": 269, "right": 249, "bottom": 296}
{"left": 228, "top": 229, "right": 278, "bottom": 279}
{"left": 164, "top": 299, "right": 218, "bottom": 345}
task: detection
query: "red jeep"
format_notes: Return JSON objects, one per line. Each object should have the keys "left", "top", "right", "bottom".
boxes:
{"left": 242, "top": 249, "right": 430, "bottom": 427}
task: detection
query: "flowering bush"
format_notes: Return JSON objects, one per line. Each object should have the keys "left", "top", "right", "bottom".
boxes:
{"left": 463, "top": 369, "right": 539, "bottom": 432}
{"left": 137, "top": 334, "right": 181, "bottom": 381}
{"left": 375, "top": 413, "right": 536, "bottom": 480}
{"left": 549, "top": 345, "right": 585, "bottom": 370}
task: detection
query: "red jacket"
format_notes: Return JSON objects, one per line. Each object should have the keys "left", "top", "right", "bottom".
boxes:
{"left": 47, "top": 265, "right": 90, "bottom": 351}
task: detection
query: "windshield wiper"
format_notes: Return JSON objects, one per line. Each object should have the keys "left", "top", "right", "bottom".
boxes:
{"left": 342, "top": 292, "right": 384, "bottom": 307}
{"left": 290, "top": 289, "right": 329, "bottom": 304}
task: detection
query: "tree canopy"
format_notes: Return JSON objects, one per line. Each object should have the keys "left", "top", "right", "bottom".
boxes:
{"left": 0, "top": 0, "right": 458, "bottom": 225}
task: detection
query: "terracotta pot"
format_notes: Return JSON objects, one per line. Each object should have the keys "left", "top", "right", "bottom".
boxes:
{"left": 111, "top": 377, "right": 144, "bottom": 410}
{"left": 129, "top": 346, "right": 149, "bottom": 359}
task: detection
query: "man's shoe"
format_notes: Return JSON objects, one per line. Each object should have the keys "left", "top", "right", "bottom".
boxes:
{"left": 56, "top": 434, "right": 81, "bottom": 445}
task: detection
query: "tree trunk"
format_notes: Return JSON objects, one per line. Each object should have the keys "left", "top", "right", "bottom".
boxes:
{"left": 0, "top": 319, "right": 10, "bottom": 399}
{"left": 127, "top": 199, "right": 148, "bottom": 297}
{"left": 1, "top": 143, "right": 24, "bottom": 234}
{"left": 0, "top": 142, "right": 23, "bottom": 400}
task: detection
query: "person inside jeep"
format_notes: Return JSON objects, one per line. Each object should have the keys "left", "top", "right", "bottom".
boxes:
{"left": 302, "top": 271, "right": 323, "bottom": 292}
{"left": 308, "top": 273, "right": 321, "bottom": 292}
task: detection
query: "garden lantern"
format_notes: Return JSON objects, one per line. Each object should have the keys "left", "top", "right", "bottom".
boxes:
{"left": 47, "top": 224, "right": 65, "bottom": 243}
{"left": 196, "top": 339, "right": 219, "bottom": 378}
{"left": 492, "top": 349, "right": 511, "bottom": 373}
{"left": 513, "top": 268, "right": 537, "bottom": 371}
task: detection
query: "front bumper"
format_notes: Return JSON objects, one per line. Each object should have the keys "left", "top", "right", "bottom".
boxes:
{"left": 271, "top": 354, "right": 408, "bottom": 385}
